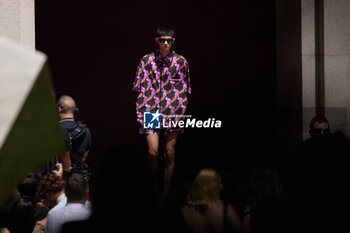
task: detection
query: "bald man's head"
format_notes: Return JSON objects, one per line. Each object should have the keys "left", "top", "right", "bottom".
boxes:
{"left": 57, "top": 95, "right": 76, "bottom": 115}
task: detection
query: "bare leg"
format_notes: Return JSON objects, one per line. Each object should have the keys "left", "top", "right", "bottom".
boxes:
{"left": 162, "top": 132, "right": 178, "bottom": 199}
{"left": 145, "top": 134, "right": 159, "bottom": 195}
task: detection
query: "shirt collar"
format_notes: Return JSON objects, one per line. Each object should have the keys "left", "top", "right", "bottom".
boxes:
{"left": 57, "top": 193, "right": 67, "bottom": 204}
{"left": 59, "top": 118, "right": 75, "bottom": 123}
{"left": 66, "top": 202, "right": 86, "bottom": 207}
{"left": 155, "top": 50, "right": 174, "bottom": 67}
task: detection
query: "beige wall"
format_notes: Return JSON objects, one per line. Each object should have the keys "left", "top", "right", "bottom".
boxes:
{"left": 302, "top": 0, "right": 350, "bottom": 139}
{"left": 324, "top": 0, "right": 350, "bottom": 136}
{"left": 0, "top": 0, "right": 35, "bottom": 48}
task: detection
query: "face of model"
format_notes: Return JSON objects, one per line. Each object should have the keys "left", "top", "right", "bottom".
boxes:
{"left": 156, "top": 35, "right": 175, "bottom": 56}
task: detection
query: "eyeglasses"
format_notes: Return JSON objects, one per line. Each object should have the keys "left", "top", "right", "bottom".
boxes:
{"left": 158, "top": 38, "right": 174, "bottom": 44}
{"left": 311, "top": 128, "right": 330, "bottom": 135}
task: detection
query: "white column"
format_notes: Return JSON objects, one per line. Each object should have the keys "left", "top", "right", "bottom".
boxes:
{"left": 324, "top": 0, "right": 350, "bottom": 135}
{"left": 302, "top": 0, "right": 350, "bottom": 138}
{"left": 0, "top": 0, "right": 35, "bottom": 48}
{"left": 302, "top": 0, "right": 316, "bottom": 140}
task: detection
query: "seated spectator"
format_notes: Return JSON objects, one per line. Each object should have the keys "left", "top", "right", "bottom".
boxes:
{"left": 18, "top": 172, "right": 48, "bottom": 233}
{"left": 0, "top": 190, "right": 21, "bottom": 232}
{"left": 297, "top": 131, "right": 350, "bottom": 232}
{"left": 308, "top": 115, "right": 330, "bottom": 137}
{"left": 6, "top": 197, "right": 36, "bottom": 233}
{"left": 181, "top": 168, "right": 245, "bottom": 233}
{"left": 17, "top": 172, "right": 42, "bottom": 201}
{"left": 0, "top": 196, "right": 47, "bottom": 233}
{"left": 18, "top": 172, "right": 48, "bottom": 219}
{"left": 1, "top": 172, "right": 48, "bottom": 233}
{"left": 60, "top": 143, "right": 160, "bottom": 233}
{"left": 250, "top": 166, "right": 283, "bottom": 203}
{"left": 47, "top": 173, "right": 91, "bottom": 233}
{"left": 244, "top": 166, "right": 286, "bottom": 233}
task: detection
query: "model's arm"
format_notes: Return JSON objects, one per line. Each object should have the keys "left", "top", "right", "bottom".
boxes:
{"left": 184, "top": 59, "right": 191, "bottom": 94}
{"left": 133, "top": 59, "right": 147, "bottom": 125}
{"left": 132, "top": 60, "right": 144, "bottom": 92}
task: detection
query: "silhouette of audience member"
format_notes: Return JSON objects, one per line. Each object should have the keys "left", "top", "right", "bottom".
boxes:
{"left": 6, "top": 197, "right": 36, "bottom": 233}
{"left": 298, "top": 131, "right": 350, "bottom": 232}
{"left": 181, "top": 168, "right": 245, "bottom": 233}
{"left": 0, "top": 190, "right": 21, "bottom": 231}
{"left": 0, "top": 196, "right": 47, "bottom": 233}
{"left": 36, "top": 165, "right": 90, "bottom": 216}
{"left": 250, "top": 167, "right": 283, "bottom": 203}
{"left": 17, "top": 173, "right": 48, "bottom": 232}
{"left": 308, "top": 115, "right": 330, "bottom": 137}
{"left": 17, "top": 173, "right": 42, "bottom": 201}
{"left": 59, "top": 144, "right": 160, "bottom": 233}
{"left": 47, "top": 173, "right": 91, "bottom": 233}
{"left": 244, "top": 166, "right": 287, "bottom": 233}
{"left": 0, "top": 172, "right": 49, "bottom": 233}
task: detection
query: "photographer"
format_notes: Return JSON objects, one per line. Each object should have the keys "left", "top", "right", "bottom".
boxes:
{"left": 57, "top": 95, "right": 91, "bottom": 180}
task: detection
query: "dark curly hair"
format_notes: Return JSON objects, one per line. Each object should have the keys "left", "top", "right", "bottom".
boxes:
{"left": 36, "top": 174, "right": 65, "bottom": 200}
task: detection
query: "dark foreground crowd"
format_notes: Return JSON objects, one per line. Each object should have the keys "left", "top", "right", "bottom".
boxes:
{"left": 1, "top": 115, "right": 349, "bottom": 233}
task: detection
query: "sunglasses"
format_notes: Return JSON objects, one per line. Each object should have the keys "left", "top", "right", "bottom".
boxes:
{"left": 158, "top": 38, "right": 174, "bottom": 44}
{"left": 311, "top": 128, "right": 330, "bottom": 135}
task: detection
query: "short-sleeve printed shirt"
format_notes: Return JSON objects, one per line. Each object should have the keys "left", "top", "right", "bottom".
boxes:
{"left": 132, "top": 50, "right": 191, "bottom": 130}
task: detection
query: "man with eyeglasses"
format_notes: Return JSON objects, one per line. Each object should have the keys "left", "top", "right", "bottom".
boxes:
{"left": 309, "top": 115, "right": 330, "bottom": 137}
{"left": 132, "top": 26, "right": 191, "bottom": 203}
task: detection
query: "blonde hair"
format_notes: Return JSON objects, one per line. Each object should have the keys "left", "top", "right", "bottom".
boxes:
{"left": 187, "top": 168, "right": 222, "bottom": 205}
